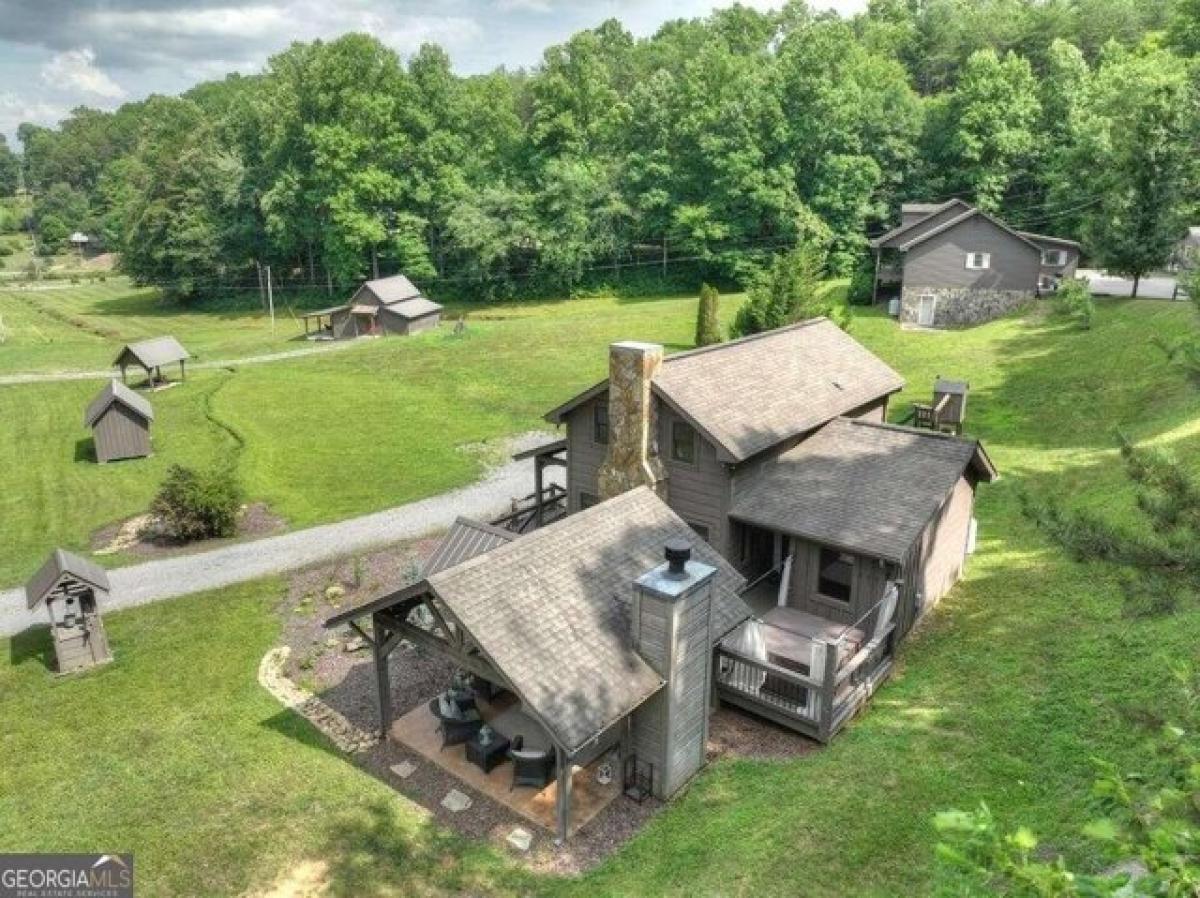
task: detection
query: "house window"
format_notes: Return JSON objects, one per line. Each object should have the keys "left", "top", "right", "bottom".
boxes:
{"left": 817, "top": 548, "right": 854, "bottom": 603}
{"left": 965, "top": 252, "right": 991, "bottom": 270}
{"left": 579, "top": 491, "right": 600, "bottom": 509}
{"left": 671, "top": 420, "right": 697, "bottom": 464}
{"left": 1041, "top": 249, "right": 1068, "bottom": 267}
{"left": 687, "top": 522, "right": 710, "bottom": 543}
{"left": 1038, "top": 274, "right": 1057, "bottom": 292}
{"left": 592, "top": 403, "right": 608, "bottom": 445}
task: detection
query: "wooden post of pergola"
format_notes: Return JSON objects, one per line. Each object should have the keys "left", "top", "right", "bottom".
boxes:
{"left": 555, "top": 745, "right": 573, "bottom": 843}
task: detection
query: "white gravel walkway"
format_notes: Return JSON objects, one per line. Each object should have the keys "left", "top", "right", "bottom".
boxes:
{"left": 0, "top": 436, "right": 564, "bottom": 636}
{"left": 0, "top": 338, "right": 370, "bottom": 385}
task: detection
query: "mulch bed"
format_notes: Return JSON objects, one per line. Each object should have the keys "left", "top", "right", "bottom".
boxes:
{"left": 274, "top": 533, "right": 822, "bottom": 873}
{"left": 90, "top": 501, "right": 286, "bottom": 560}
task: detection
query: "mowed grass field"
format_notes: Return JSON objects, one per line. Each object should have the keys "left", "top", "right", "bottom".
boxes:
{"left": 1, "top": 289, "right": 1198, "bottom": 896}
{"left": 0, "top": 278, "right": 309, "bottom": 372}
{"left": 0, "top": 282, "right": 749, "bottom": 583}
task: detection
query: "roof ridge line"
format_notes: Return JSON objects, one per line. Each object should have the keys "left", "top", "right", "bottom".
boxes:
{"left": 845, "top": 416, "right": 979, "bottom": 445}
{"left": 663, "top": 317, "right": 829, "bottom": 365}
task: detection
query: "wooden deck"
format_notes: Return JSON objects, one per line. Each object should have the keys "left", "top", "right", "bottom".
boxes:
{"left": 390, "top": 699, "right": 620, "bottom": 836}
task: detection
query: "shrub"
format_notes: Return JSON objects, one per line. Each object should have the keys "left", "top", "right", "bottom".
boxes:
{"left": 695, "top": 283, "right": 722, "bottom": 346}
{"left": 1053, "top": 278, "right": 1095, "bottom": 330}
{"left": 732, "top": 241, "right": 849, "bottom": 337}
{"left": 150, "top": 464, "right": 243, "bottom": 542}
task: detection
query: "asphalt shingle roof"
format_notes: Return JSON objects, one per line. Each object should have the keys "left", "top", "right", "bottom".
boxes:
{"left": 729, "top": 418, "right": 994, "bottom": 563}
{"left": 426, "top": 487, "right": 748, "bottom": 752}
{"left": 547, "top": 319, "right": 904, "bottom": 463}
{"left": 25, "top": 548, "right": 111, "bottom": 610}
{"left": 84, "top": 379, "right": 154, "bottom": 427}
{"left": 383, "top": 297, "right": 442, "bottom": 319}
{"left": 362, "top": 274, "right": 423, "bottom": 304}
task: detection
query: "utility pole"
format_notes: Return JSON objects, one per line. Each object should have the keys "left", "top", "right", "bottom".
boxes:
{"left": 266, "top": 265, "right": 276, "bottom": 334}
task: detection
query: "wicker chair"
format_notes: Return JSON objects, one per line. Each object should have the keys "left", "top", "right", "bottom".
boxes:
{"left": 429, "top": 698, "right": 483, "bottom": 750}
{"left": 508, "top": 735, "right": 555, "bottom": 790}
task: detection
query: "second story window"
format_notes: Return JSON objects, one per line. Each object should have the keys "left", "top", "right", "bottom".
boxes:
{"left": 671, "top": 420, "right": 697, "bottom": 464}
{"left": 1041, "top": 249, "right": 1068, "bottom": 267}
{"left": 593, "top": 402, "right": 608, "bottom": 445}
{"left": 965, "top": 252, "right": 991, "bottom": 270}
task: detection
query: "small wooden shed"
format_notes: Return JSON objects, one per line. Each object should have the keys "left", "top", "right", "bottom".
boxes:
{"left": 934, "top": 378, "right": 969, "bottom": 432}
{"left": 114, "top": 336, "right": 190, "bottom": 386}
{"left": 25, "top": 548, "right": 114, "bottom": 674}
{"left": 85, "top": 379, "right": 154, "bottom": 463}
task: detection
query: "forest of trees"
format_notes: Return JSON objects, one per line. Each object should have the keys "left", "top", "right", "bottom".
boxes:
{"left": 4, "top": 0, "right": 1199, "bottom": 301}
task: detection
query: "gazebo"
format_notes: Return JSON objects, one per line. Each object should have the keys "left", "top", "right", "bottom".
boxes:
{"left": 113, "top": 337, "right": 191, "bottom": 387}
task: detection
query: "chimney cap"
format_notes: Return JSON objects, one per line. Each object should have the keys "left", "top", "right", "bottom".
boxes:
{"left": 664, "top": 538, "right": 692, "bottom": 576}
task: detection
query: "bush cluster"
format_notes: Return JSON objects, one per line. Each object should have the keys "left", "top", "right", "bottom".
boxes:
{"left": 150, "top": 464, "right": 243, "bottom": 542}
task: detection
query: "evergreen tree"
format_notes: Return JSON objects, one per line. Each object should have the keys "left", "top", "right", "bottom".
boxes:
{"left": 731, "top": 241, "right": 848, "bottom": 337}
{"left": 695, "top": 282, "right": 722, "bottom": 346}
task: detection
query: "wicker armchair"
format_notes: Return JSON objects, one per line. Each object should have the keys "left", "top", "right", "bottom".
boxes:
{"left": 429, "top": 698, "right": 483, "bottom": 750}
{"left": 508, "top": 735, "right": 555, "bottom": 790}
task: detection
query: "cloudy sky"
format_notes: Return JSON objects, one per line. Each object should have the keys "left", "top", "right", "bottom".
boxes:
{"left": 0, "top": 0, "right": 864, "bottom": 145}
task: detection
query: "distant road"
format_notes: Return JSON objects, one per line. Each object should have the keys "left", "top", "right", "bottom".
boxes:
{"left": 1076, "top": 268, "right": 1185, "bottom": 301}
{"left": 0, "top": 338, "right": 370, "bottom": 385}
{"left": 0, "top": 436, "right": 564, "bottom": 636}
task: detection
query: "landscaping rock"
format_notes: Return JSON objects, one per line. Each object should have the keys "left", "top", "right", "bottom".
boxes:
{"left": 441, "top": 789, "right": 472, "bottom": 813}
{"left": 390, "top": 761, "right": 417, "bottom": 779}
{"left": 324, "top": 585, "right": 345, "bottom": 603}
{"left": 506, "top": 827, "right": 532, "bottom": 852}
{"left": 343, "top": 637, "right": 367, "bottom": 653}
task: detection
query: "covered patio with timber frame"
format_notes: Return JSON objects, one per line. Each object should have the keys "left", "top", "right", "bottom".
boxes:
{"left": 325, "top": 578, "right": 622, "bottom": 842}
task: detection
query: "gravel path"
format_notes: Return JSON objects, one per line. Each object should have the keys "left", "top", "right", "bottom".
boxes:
{"left": 0, "top": 435, "right": 563, "bottom": 636}
{"left": 0, "top": 338, "right": 370, "bottom": 385}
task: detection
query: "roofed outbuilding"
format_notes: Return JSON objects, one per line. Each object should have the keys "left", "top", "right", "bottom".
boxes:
{"left": 300, "top": 274, "right": 443, "bottom": 339}
{"left": 113, "top": 336, "right": 190, "bottom": 386}
{"left": 25, "top": 548, "right": 114, "bottom": 673}
{"left": 84, "top": 379, "right": 154, "bottom": 463}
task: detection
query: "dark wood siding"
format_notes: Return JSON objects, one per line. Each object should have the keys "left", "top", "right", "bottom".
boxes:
{"left": 564, "top": 396, "right": 607, "bottom": 512}
{"left": 784, "top": 538, "right": 891, "bottom": 627}
{"left": 905, "top": 217, "right": 1041, "bottom": 291}
{"left": 657, "top": 403, "right": 730, "bottom": 555}
{"left": 92, "top": 404, "right": 150, "bottom": 463}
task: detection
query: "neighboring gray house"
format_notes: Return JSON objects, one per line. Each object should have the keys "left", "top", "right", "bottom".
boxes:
{"left": 301, "top": 275, "right": 443, "bottom": 339}
{"left": 1172, "top": 226, "right": 1200, "bottom": 272}
{"left": 871, "top": 200, "right": 1081, "bottom": 328}
{"left": 85, "top": 379, "right": 154, "bottom": 463}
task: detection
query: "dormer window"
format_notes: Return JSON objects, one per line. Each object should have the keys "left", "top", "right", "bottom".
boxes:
{"left": 671, "top": 420, "right": 697, "bottom": 464}
{"left": 1041, "top": 248, "right": 1068, "bottom": 267}
{"left": 965, "top": 252, "right": 991, "bottom": 270}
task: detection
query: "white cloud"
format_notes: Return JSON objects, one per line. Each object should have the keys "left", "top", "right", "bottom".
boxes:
{"left": 40, "top": 47, "right": 126, "bottom": 99}
{"left": 0, "top": 91, "right": 69, "bottom": 138}
{"left": 495, "top": 0, "right": 555, "bottom": 13}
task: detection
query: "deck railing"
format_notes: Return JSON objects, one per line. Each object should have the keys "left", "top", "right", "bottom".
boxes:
{"left": 715, "top": 589, "right": 898, "bottom": 742}
{"left": 489, "top": 483, "right": 568, "bottom": 534}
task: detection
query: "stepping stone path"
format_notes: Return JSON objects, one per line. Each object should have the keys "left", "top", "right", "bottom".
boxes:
{"left": 506, "top": 827, "right": 532, "bottom": 852}
{"left": 441, "top": 789, "right": 472, "bottom": 813}
{"left": 389, "top": 760, "right": 417, "bottom": 779}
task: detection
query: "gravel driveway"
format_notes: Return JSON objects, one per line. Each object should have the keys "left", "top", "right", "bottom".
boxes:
{"left": 0, "top": 434, "right": 564, "bottom": 636}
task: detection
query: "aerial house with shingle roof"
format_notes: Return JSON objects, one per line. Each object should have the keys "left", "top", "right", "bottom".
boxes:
{"left": 85, "top": 379, "right": 154, "bottom": 463}
{"left": 300, "top": 274, "right": 443, "bottom": 339}
{"left": 543, "top": 320, "right": 996, "bottom": 740}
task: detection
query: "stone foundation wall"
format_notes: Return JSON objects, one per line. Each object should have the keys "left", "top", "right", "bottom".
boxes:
{"left": 900, "top": 287, "right": 1034, "bottom": 328}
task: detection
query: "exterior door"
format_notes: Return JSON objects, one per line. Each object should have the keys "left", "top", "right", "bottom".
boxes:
{"left": 917, "top": 294, "right": 936, "bottom": 327}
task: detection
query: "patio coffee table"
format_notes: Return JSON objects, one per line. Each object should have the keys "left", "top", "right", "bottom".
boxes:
{"left": 465, "top": 731, "right": 511, "bottom": 774}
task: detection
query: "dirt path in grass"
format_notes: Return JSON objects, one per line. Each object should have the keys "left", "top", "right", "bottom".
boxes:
{"left": 0, "top": 433, "right": 563, "bottom": 636}
{"left": 0, "top": 337, "right": 371, "bottom": 384}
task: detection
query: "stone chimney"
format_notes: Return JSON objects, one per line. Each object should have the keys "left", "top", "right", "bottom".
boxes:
{"left": 629, "top": 538, "right": 717, "bottom": 799}
{"left": 597, "top": 341, "right": 667, "bottom": 500}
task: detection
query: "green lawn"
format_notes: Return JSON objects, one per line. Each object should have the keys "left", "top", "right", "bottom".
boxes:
{"left": 0, "top": 288, "right": 748, "bottom": 583}
{"left": 0, "top": 278, "right": 309, "bottom": 372}
{"left": 2, "top": 296, "right": 1198, "bottom": 896}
